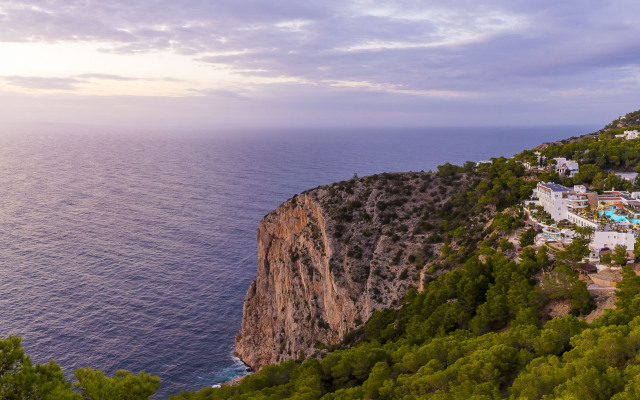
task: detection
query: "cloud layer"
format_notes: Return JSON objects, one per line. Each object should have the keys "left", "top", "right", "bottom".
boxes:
{"left": 0, "top": 0, "right": 639, "bottom": 128}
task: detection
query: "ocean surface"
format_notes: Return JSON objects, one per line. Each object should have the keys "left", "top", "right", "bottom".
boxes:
{"left": 0, "top": 126, "right": 595, "bottom": 398}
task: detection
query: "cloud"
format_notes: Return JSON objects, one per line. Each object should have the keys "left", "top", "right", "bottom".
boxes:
{"left": 78, "top": 73, "right": 184, "bottom": 82}
{"left": 78, "top": 73, "right": 137, "bottom": 81}
{"left": 186, "top": 87, "right": 250, "bottom": 98}
{"left": 3, "top": 76, "right": 84, "bottom": 90}
{"left": 1, "top": 74, "right": 179, "bottom": 91}
{"left": 1, "top": 1, "right": 638, "bottom": 91}
{"left": 0, "top": 0, "right": 639, "bottom": 127}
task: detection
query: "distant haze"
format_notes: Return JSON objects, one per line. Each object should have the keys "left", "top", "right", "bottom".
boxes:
{"left": 0, "top": 1, "right": 639, "bottom": 132}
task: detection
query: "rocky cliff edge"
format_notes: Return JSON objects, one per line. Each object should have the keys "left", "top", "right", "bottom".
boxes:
{"left": 235, "top": 172, "right": 477, "bottom": 370}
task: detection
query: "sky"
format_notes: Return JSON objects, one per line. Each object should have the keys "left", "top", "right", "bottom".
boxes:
{"left": 0, "top": 0, "right": 639, "bottom": 131}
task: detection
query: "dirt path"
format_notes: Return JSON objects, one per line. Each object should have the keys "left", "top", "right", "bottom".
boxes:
{"left": 585, "top": 286, "right": 617, "bottom": 323}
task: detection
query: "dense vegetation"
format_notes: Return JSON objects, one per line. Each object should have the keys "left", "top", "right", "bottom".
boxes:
{"left": 515, "top": 126, "right": 640, "bottom": 192}
{"left": 0, "top": 335, "right": 160, "bottom": 399}
{"left": 3, "top": 109, "right": 640, "bottom": 399}
{"left": 167, "top": 230, "right": 606, "bottom": 399}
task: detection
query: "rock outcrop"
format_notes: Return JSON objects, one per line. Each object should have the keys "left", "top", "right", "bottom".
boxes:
{"left": 235, "top": 172, "right": 479, "bottom": 370}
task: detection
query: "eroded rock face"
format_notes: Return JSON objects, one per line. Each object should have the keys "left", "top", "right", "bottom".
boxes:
{"left": 235, "top": 172, "right": 474, "bottom": 370}
{"left": 235, "top": 195, "right": 340, "bottom": 370}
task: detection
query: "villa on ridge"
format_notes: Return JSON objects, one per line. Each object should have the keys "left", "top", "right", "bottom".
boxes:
{"left": 553, "top": 158, "right": 580, "bottom": 177}
{"left": 615, "top": 130, "right": 640, "bottom": 140}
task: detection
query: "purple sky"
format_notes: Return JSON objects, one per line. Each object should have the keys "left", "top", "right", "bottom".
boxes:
{"left": 0, "top": 0, "right": 639, "bottom": 131}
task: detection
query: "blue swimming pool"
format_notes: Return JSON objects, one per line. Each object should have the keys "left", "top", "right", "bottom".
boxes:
{"left": 600, "top": 210, "right": 640, "bottom": 224}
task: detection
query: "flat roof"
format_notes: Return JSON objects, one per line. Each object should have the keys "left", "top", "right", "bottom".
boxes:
{"left": 538, "top": 182, "right": 570, "bottom": 192}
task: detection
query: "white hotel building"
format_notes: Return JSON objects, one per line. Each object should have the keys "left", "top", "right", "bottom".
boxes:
{"left": 534, "top": 182, "right": 636, "bottom": 251}
{"left": 535, "top": 182, "right": 590, "bottom": 222}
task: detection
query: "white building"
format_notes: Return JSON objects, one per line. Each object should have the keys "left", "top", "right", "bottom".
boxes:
{"left": 554, "top": 158, "right": 579, "bottom": 177}
{"left": 531, "top": 183, "right": 639, "bottom": 253}
{"left": 535, "top": 182, "right": 589, "bottom": 221}
{"left": 615, "top": 130, "right": 640, "bottom": 140}
{"left": 524, "top": 151, "right": 546, "bottom": 170}
{"left": 592, "top": 231, "right": 636, "bottom": 251}
{"left": 567, "top": 212, "right": 598, "bottom": 229}
{"left": 574, "top": 185, "right": 587, "bottom": 193}
{"left": 615, "top": 172, "right": 638, "bottom": 182}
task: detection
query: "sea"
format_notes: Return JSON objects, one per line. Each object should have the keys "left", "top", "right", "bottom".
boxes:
{"left": 0, "top": 126, "right": 596, "bottom": 398}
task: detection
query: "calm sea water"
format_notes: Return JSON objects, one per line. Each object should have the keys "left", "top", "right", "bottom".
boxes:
{"left": 0, "top": 126, "right": 595, "bottom": 398}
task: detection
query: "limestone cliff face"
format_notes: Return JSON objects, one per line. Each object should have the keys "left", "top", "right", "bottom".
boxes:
{"left": 235, "top": 195, "right": 344, "bottom": 370}
{"left": 235, "top": 172, "right": 474, "bottom": 370}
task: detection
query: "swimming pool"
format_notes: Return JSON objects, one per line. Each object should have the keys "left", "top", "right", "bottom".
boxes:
{"left": 600, "top": 210, "right": 640, "bottom": 224}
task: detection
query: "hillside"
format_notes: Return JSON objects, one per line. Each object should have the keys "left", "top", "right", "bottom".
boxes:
{"left": 606, "top": 109, "right": 640, "bottom": 129}
{"left": 235, "top": 171, "right": 482, "bottom": 370}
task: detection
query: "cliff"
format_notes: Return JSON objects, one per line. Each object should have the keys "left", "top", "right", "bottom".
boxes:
{"left": 235, "top": 171, "right": 478, "bottom": 370}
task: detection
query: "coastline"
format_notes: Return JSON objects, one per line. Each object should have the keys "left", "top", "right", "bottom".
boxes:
{"left": 208, "top": 352, "right": 252, "bottom": 389}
